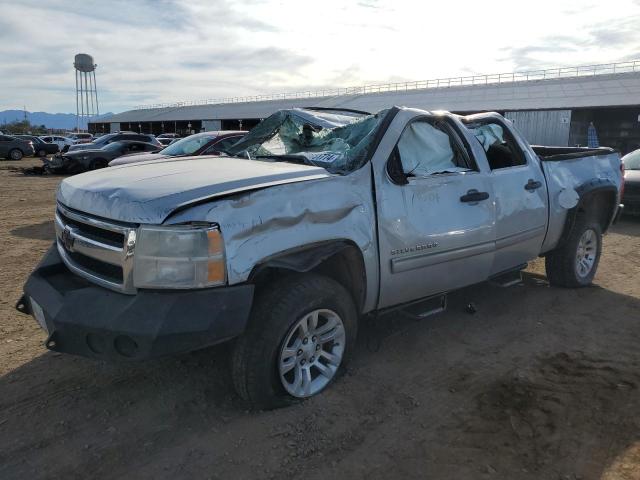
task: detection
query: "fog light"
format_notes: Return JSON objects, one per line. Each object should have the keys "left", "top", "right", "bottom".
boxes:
{"left": 86, "top": 333, "right": 106, "bottom": 354}
{"left": 114, "top": 335, "right": 138, "bottom": 357}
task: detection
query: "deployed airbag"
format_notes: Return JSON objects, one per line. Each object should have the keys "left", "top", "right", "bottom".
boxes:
{"left": 398, "top": 122, "right": 466, "bottom": 176}
{"left": 471, "top": 124, "right": 504, "bottom": 151}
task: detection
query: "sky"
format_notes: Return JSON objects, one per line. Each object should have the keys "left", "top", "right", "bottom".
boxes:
{"left": 1, "top": 0, "right": 639, "bottom": 114}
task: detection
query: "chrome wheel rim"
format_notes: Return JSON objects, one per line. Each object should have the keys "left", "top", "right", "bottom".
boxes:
{"left": 10, "top": 150, "right": 20, "bottom": 160}
{"left": 575, "top": 229, "right": 597, "bottom": 278}
{"left": 278, "top": 309, "right": 345, "bottom": 398}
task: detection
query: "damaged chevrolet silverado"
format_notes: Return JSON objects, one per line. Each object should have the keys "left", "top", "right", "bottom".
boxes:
{"left": 17, "top": 106, "right": 623, "bottom": 408}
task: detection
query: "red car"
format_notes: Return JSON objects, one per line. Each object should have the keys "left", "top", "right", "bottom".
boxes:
{"left": 108, "top": 131, "right": 246, "bottom": 166}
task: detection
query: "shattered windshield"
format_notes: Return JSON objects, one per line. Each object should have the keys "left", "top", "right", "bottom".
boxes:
{"left": 226, "top": 108, "right": 388, "bottom": 174}
{"left": 160, "top": 134, "right": 215, "bottom": 156}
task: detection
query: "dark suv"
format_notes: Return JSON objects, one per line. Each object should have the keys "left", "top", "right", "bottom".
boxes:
{"left": 67, "top": 133, "right": 161, "bottom": 152}
{"left": 0, "top": 135, "right": 36, "bottom": 160}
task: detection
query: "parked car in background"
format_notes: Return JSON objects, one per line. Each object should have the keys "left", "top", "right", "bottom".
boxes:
{"left": 108, "top": 131, "right": 246, "bottom": 166}
{"left": 40, "top": 135, "right": 74, "bottom": 152}
{"left": 14, "top": 135, "right": 59, "bottom": 156}
{"left": 0, "top": 134, "right": 35, "bottom": 160}
{"left": 46, "top": 140, "right": 162, "bottom": 174}
{"left": 68, "top": 132, "right": 161, "bottom": 152}
{"left": 157, "top": 133, "right": 180, "bottom": 139}
{"left": 67, "top": 133, "right": 94, "bottom": 144}
{"left": 622, "top": 148, "right": 640, "bottom": 214}
{"left": 157, "top": 137, "right": 175, "bottom": 146}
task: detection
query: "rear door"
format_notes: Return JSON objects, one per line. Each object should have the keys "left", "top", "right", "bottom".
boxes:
{"left": 373, "top": 111, "right": 496, "bottom": 308}
{"left": 463, "top": 115, "right": 548, "bottom": 275}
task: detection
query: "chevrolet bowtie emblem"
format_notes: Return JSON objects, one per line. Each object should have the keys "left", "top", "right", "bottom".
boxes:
{"left": 61, "top": 226, "right": 75, "bottom": 251}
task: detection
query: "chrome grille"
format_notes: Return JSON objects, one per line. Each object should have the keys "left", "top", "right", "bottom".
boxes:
{"left": 55, "top": 203, "right": 137, "bottom": 294}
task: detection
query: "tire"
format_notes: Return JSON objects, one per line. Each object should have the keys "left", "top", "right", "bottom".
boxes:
{"left": 9, "top": 149, "right": 23, "bottom": 161}
{"left": 231, "top": 273, "right": 358, "bottom": 409}
{"left": 37, "top": 149, "right": 46, "bottom": 157}
{"left": 545, "top": 214, "right": 602, "bottom": 287}
{"left": 89, "top": 158, "right": 107, "bottom": 170}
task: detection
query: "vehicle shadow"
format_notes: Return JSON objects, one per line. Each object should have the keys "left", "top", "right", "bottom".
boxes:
{"left": 2, "top": 276, "right": 640, "bottom": 480}
{"left": 10, "top": 220, "right": 55, "bottom": 241}
{"left": 611, "top": 216, "right": 640, "bottom": 237}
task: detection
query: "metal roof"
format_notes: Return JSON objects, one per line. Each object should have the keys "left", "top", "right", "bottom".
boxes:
{"left": 99, "top": 61, "right": 640, "bottom": 124}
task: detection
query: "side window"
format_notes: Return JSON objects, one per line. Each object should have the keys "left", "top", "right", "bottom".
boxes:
{"left": 205, "top": 136, "right": 241, "bottom": 154}
{"left": 392, "top": 120, "right": 474, "bottom": 180}
{"left": 468, "top": 122, "right": 526, "bottom": 170}
{"left": 145, "top": 143, "right": 158, "bottom": 151}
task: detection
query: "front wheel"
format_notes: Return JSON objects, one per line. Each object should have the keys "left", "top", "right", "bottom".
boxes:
{"left": 545, "top": 214, "right": 602, "bottom": 287}
{"left": 231, "top": 274, "right": 357, "bottom": 409}
{"left": 9, "top": 149, "right": 23, "bottom": 161}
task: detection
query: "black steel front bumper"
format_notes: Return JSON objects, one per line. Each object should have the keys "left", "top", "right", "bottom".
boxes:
{"left": 16, "top": 245, "right": 254, "bottom": 361}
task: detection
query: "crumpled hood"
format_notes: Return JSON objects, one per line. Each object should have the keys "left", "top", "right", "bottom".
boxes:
{"left": 57, "top": 156, "right": 330, "bottom": 224}
{"left": 109, "top": 152, "right": 170, "bottom": 166}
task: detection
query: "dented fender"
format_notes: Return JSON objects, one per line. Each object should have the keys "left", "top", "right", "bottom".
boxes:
{"left": 165, "top": 165, "right": 380, "bottom": 313}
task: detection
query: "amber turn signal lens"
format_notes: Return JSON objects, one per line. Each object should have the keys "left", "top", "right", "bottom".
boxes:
{"left": 207, "top": 260, "right": 225, "bottom": 283}
{"left": 207, "top": 229, "right": 223, "bottom": 255}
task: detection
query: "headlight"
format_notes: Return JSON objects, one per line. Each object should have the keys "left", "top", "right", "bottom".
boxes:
{"left": 133, "top": 224, "right": 225, "bottom": 289}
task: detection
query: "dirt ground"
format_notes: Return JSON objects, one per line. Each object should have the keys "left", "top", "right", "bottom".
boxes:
{"left": 1, "top": 158, "right": 640, "bottom": 480}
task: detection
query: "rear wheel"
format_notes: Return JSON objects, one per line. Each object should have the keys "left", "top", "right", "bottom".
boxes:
{"left": 545, "top": 214, "right": 602, "bottom": 287}
{"left": 9, "top": 149, "right": 23, "bottom": 161}
{"left": 37, "top": 149, "right": 46, "bottom": 157}
{"left": 231, "top": 273, "right": 357, "bottom": 409}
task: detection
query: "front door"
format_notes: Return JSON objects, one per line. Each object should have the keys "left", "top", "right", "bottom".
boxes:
{"left": 465, "top": 116, "right": 548, "bottom": 275}
{"left": 374, "top": 115, "right": 496, "bottom": 308}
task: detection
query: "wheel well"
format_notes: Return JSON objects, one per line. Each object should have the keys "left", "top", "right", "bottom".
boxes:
{"left": 249, "top": 242, "right": 367, "bottom": 314}
{"left": 576, "top": 188, "right": 617, "bottom": 233}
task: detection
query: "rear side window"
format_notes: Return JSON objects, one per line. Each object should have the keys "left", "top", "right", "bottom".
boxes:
{"left": 127, "top": 143, "right": 144, "bottom": 152}
{"left": 467, "top": 121, "right": 526, "bottom": 170}
{"left": 205, "top": 136, "right": 243, "bottom": 154}
{"left": 132, "top": 135, "right": 151, "bottom": 142}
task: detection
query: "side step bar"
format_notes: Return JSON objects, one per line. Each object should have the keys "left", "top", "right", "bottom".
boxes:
{"left": 489, "top": 263, "right": 527, "bottom": 288}
{"left": 393, "top": 293, "right": 448, "bottom": 321}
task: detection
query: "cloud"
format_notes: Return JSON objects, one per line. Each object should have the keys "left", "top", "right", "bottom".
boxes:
{"left": 1, "top": 0, "right": 639, "bottom": 113}
{"left": 500, "top": 14, "right": 640, "bottom": 71}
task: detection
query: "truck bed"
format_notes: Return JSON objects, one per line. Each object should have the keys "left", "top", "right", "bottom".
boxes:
{"left": 532, "top": 145, "right": 617, "bottom": 161}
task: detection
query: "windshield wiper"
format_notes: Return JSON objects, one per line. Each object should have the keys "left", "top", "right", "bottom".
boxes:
{"left": 256, "top": 154, "right": 310, "bottom": 165}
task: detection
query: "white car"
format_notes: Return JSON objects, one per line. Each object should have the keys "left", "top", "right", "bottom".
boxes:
{"left": 66, "top": 132, "right": 94, "bottom": 144}
{"left": 39, "top": 135, "right": 74, "bottom": 151}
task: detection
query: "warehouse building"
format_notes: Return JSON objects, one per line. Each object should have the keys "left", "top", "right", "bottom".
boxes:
{"left": 91, "top": 61, "right": 640, "bottom": 154}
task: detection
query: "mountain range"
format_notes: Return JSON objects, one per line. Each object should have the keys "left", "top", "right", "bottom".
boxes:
{"left": 0, "top": 110, "right": 113, "bottom": 130}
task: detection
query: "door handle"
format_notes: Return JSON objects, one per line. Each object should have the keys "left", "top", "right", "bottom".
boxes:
{"left": 525, "top": 179, "right": 543, "bottom": 191}
{"left": 460, "top": 189, "right": 490, "bottom": 203}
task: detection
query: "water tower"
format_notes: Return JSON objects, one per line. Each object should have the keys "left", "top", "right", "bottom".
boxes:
{"left": 74, "top": 53, "right": 99, "bottom": 132}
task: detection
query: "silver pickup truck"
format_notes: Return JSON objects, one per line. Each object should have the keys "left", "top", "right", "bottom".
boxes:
{"left": 17, "top": 107, "right": 623, "bottom": 408}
